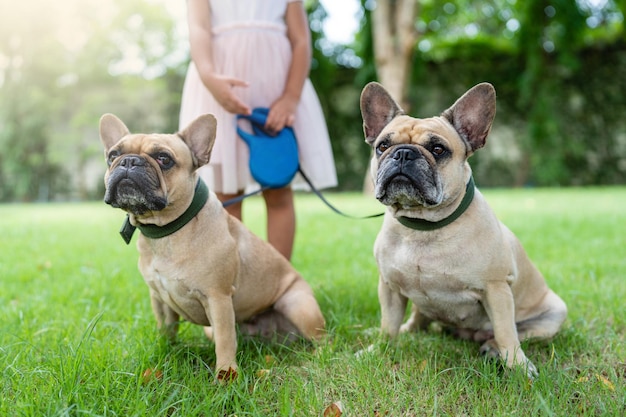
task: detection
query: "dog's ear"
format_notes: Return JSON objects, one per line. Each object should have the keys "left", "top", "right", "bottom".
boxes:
{"left": 360, "top": 82, "right": 405, "bottom": 146}
{"left": 99, "top": 114, "right": 130, "bottom": 152}
{"left": 178, "top": 114, "right": 217, "bottom": 168}
{"left": 441, "top": 83, "right": 496, "bottom": 153}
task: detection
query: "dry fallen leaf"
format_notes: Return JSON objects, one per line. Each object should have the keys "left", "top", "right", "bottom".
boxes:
{"left": 141, "top": 368, "right": 163, "bottom": 384}
{"left": 256, "top": 369, "right": 271, "bottom": 378}
{"left": 594, "top": 373, "right": 615, "bottom": 391}
{"left": 575, "top": 373, "right": 615, "bottom": 391}
{"left": 323, "top": 401, "right": 344, "bottom": 417}
{"left": 217, "top": 367, "right": 238, "bottom": 383}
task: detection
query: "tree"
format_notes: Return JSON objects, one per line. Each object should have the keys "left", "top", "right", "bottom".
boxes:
{"left": 0, "top": 0, "right": 186, "bottom": 201}
{"left": 365, "top": 0, "right": 626, "bottom": 187}
{"left": 370, "top": 0, "right": 419, "bottom": 110}
{"left": 357, "top": 1, "right": 419, "bottom": 192}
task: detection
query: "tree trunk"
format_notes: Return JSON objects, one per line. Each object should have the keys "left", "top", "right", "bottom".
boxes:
{"left": 371, "top": 0, "right": 418, "bottom": 109}
{"left": 363, "top": 0, "right": 418, "bottom": 193}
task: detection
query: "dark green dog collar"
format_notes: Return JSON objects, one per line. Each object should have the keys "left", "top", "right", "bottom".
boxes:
{"left": 120, "top": 178, "right": 209, "bottom": 244}
{"left": 396, "top": 176, "right": 475, "bottom": 231}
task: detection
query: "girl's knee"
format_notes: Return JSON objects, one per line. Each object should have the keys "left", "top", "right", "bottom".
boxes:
{"left": 263, "top": 187, "right": 294, "bottom": 208}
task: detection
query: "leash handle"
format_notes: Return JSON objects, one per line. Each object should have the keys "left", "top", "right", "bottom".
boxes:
{"left": 236, "top": 108, "right": 300, "bottom": 189}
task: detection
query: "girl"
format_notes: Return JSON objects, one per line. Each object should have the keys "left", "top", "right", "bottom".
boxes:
{"left": 180, "top": 0, "right": 337, "bottom": 260}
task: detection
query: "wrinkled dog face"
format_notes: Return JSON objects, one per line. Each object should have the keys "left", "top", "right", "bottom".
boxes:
{"left": 103, "top": 134, "right": 183, "bottom": 214}
{"left": 360, "top": 83, "right": 496, "bottom": 213}
{"left": 369, "top": 115, "right": 466, "bottom": 208}
{"left": 99, "top": 114, "right": 216, "bottom": 217}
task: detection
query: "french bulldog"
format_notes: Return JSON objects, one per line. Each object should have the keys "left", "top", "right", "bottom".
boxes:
{"left": 99, "top": 113, "right": 325, "bottom": 381}
{"left": 360, "top": 82, "right": 567, "bottom": 377}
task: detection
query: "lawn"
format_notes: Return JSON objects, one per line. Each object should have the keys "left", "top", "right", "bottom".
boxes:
{"left": 1, "top": 187, "right": 624, "bottom": 416}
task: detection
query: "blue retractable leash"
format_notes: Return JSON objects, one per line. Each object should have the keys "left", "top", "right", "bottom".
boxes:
{"left": 225, "top": 108, "right": 383, "bottom": 219}
{"left": 236, "top": 108, "right": 299, "bottom": 189}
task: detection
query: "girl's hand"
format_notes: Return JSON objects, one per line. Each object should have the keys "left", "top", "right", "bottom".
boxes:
{"left": 265, "top": 95, "right": 298, "bottom": 134}
{"left": 203, "top": 73, "right": 251, "bottom": 115}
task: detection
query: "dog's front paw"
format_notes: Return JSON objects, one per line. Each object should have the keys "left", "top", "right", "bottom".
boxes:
{"left": 354, "top": 343, "right": 378, "bottom": 359}
{"left": 524, "top": 360, "right": 539, "bottom": 379}
{"left": 399, "top": 322, "right": 415, "bottom": 334}
{"left": 479, "top": 339, "right": 538, "bottom": 379}
{"left": 479, "top": 339, "right": 500, "bottom": 359}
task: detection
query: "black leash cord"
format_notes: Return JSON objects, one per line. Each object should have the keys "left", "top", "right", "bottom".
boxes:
{"left": 221, "top": 168, "right": 384, "bottom": 219}
{"left": 297, "top": 168, "right": 383, "bottom": 219}
{"left": 222, "top": 187, "right": 269, "bottom": 208}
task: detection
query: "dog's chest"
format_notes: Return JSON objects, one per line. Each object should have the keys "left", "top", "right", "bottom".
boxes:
{"left": 139, "top": 252, "right": 210, "bottom": 324}
{"left": 376, "top": 234, "right": 489, "bottom": 327}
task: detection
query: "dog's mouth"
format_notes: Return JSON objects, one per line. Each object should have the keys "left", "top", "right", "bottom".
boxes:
{"left": 104, "top": 169, "right": 167, "bottom": 215}
{"left": 375, "top": 147, "right": 442, "bottom": 209}
{"left": 376, "top": 172, "right": 441, "bottom": 208}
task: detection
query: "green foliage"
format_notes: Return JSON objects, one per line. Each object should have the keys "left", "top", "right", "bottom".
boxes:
{"left": 2, "top": 0, "right": 626, "bottom": 201}
{"left": 0, "top": 0, "right": 186, "bottom": 202}
{"left": 311, "top": 0, "right": 626, "bottom": 188}
{"left": 397, "top": 0, "right": 626, "bottom": 186}
{"left": 308, "top": 1, "right": 373, "bottom": 190}
{"left": 1, "top": 190, "right": 625, "bottom": 415}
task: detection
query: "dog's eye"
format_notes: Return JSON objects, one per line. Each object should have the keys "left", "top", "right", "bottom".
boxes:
{"left": 107, "top": 150, "right": 120, "bottom": 166}
{"left": 431, "top": 145, "right": 447, "bottom": 157}
{"left": 155, "top": 153, "right": 174, "bottom": 169}
{"left": 376, "top": 142, "right": 391, "bottom": 156}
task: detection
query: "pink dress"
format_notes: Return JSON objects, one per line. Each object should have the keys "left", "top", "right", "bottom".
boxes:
{"left": 179, "top": 0, "right": 338, "bottom": 194}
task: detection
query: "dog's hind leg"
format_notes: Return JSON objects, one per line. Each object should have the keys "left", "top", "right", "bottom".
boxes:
{"left": 400, "top": 303, "right": 432, "bottom": 333}
{"left": 516, "top": 290, "right": 567, "bottom": 342}
{"left": 239, "top": 310, "right": 301, "bottom": 343}
{"left": 271, "top": 279, "right": 326, "bottom": 341}
{"left": 203, "top": 326, "right": 214, "bottom": 340}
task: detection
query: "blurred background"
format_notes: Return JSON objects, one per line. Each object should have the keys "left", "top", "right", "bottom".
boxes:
{"left": 0, "top": 0, "right": 624, "bottom": 202}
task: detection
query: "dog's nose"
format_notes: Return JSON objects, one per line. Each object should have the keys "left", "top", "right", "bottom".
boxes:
{"left": 393, "top": 147, "right": 418, "bottom": 162}
{"left": 119, "top": 155, "right": 146, "bottom": 168}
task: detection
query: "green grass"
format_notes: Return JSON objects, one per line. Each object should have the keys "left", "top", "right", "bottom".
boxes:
{"left": 1, "top": 188, "right": 625, "bottom": 416}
